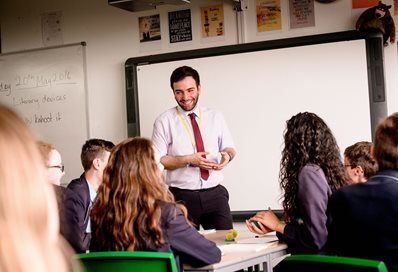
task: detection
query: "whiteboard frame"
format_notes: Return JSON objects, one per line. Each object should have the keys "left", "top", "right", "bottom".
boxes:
{"left": 125, "top": 30, "right": 387, "bottom": 217}
{"left": 0, "top": 42, "right": 90, "bottom": 185}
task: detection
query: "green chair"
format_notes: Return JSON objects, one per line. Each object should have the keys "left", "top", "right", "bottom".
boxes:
{"left": 277, "top": 254, "right": 388, "bottom": 272}
{"left": 74, "top": 251, "right": 179, "bottom": 272}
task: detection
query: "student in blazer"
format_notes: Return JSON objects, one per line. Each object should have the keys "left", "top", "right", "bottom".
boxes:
{"left": 90, "top": 137, "right": 221, "bottom": 271}
{"left": 327, "top": 112, "right": 398, "bottom": 272}
{"left": 246, "top": 112, "right": 347, "bottom": 254}
{"left": 62, "top": 138, "right": 114, "bottom": 253}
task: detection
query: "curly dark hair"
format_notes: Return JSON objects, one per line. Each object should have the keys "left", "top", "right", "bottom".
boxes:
{"left": 280, "top": 112, "right": 347, "bottom": 222}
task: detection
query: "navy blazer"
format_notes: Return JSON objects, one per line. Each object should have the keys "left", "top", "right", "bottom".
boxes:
{"left": 327, "top": 169, "right": 398, "bottom": 272}
{"left": 90, "top": 201, "right": 221, "bottom": 272}
{"left": 61, "top": 174, "right": 91, "bottom": 253}
{"left": 53, "top": 184, "right": 68, "bottom": 211}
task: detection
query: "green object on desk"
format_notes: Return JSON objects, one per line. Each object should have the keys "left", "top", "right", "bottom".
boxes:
{"left": 75, "top": 251, "right": 178, "bottom": 272}
{"left": 252, "top": 220, "right": 261, "bottom": 228}
{"left": 278, "top": 254, "right": 388, "bottom": 272}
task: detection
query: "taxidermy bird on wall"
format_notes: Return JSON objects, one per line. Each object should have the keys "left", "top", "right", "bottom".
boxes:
{"left": 355, "top": 1, "right": 396, "bottom": 46}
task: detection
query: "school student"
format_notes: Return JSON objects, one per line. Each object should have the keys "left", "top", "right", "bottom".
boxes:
{"left": 37, "top": 141, "right": 67, "bottom": 208}
{"left": 90, "top": 137, "right": 221, "bottom": 272}
{"left": 343, "top": 141, "right": 377, "bottom": 183}
{"left": 62, "top": 138, "right": 114, "bottom": 252}
{"left": 327, "top": 112, "right": 398, "bottom": 272}
{"left": 0, "top": 104, "right": 69, "bottom": 272}
{"left": 246, "top": 112, "right": 347, "bottom": 254}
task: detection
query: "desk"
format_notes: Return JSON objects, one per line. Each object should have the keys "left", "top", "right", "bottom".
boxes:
{"left": 184, "top": 230, "right": 288, "bottom": 272}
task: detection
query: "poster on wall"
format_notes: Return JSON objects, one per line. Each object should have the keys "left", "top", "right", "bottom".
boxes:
{"left": 352, "top": 0, "right": 378, "bottom": 9}
{"left": 41, "top": 11, "right": 64, "bottom": 46}
{"left": 138, "top": 14, "right": 161, "bottom": 43}
{"left": 200, "top": 5, "right": 225, "bottom": 38}
{"left": 289, "top": 0, "right": 315, "bottom": 29}
{"left": 256, "top": 0, "right": 282, "bottom": 33}
{"left": 395, "top": 0, "right": 398, "bottom": 16}
{"left": 168, "top": 9, "right": 192, "bottom": 43}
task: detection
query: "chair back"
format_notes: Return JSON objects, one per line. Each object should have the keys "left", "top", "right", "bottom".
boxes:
{"left": 75, "top": 251, "right": 178, "bottom": 272}
{"left": 277, "top": 254, "right": 388, "bottom": 272}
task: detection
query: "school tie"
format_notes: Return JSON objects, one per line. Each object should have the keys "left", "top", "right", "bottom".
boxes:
{"left": 189, "top": 113, "right": 209, "bottom": 180}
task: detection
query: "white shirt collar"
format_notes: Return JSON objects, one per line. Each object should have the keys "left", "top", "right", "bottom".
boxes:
{"left": 177, "top": 105, "right": 200, "bottom": 117}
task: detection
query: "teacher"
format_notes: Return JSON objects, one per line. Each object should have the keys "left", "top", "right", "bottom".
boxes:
{"left": 152, "top": 65, "right": 236, "bottom": 230}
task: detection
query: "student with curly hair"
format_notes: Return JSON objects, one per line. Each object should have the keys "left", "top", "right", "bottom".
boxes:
{"left": 344, "top": 141, "right": 377, "bottom": 183}
{"left": 90, "top": 137, "right": 221, "bottom": 272}
{"left": 246, "top": 112, "right": 347, "bottom": 254}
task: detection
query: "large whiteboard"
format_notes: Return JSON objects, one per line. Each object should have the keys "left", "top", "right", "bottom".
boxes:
{"left": 126, "top": 31, "right": 387, "bottom": 212}
{"left": 0, "top": 43, "right": 89, "bottom": 185}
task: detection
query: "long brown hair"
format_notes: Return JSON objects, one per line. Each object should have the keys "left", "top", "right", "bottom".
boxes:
{"left": 91, "top": 137, "right": 186, "bottom": 251}
{"left": 280, "top": 112, "right": 347, "bottom": 222}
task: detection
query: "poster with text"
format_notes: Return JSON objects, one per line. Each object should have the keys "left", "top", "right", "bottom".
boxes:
{"left": 256, "top": 0, "right": 282, "bottom": 32}
{"left": 168, "top": 9, "right": 192, "bottom": 43}
{"left": 139, "top": 14, "right": 161, "bottom": 43}
{"left": 41, "top": 11, "right": 64, "bottom": 46}
{"left": 200, "top": 5, "right": 225, "bottom": 38}
{"left": 352, "top": 0, "right": 378, "bottom": 8}
{"left": 289, "top": 0, "right": 315, "bottom": 29}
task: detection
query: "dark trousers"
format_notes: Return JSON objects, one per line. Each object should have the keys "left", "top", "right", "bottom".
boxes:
{"left": 169, "top": 184, "right": 233, "bottom": 230}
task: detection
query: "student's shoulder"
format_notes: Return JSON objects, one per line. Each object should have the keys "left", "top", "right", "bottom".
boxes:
{"left": 330, "top": 188, "right": 350, "bottom": 207}
{"left": 67, "top": 178, "right": 85, "bottom": 189}
{"left": 158, "top": 201, "right": 182, "bottom": 220}
{"left": 158, "top": 201, "right": 178, "bottom": 212}
{"left": 331, "top": 182, "right": 361, "bottom": 201}
{"left": 67, "top": 175, "right": 89, "bottom": 197}
{"left": 299, "top": 163, "right": 325, "bottom": 178}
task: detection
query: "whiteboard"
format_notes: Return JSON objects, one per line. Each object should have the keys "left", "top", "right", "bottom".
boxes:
{"left": 0, "top": 43, "right": 89, "bottom": 185}
{"left": 126, "top": 31, "right": 387, "bottom": 212}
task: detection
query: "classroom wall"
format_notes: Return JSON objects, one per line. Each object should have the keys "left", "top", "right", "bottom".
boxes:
{"left": 1, "top": 0, "right": 398, "bottom": 181}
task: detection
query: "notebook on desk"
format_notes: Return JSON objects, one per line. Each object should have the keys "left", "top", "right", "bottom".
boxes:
{"left": 218, "top": 243, "right": 273, "bottom": 253}
{"left": 198, "top": 229, "right": 216, "bottom": 235}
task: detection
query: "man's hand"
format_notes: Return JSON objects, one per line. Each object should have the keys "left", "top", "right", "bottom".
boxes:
{"left": 190, "top": 152, "right": 219, "bottom": 170}
{"left": 211, "top": 151, "right": 230, "bottom": 170}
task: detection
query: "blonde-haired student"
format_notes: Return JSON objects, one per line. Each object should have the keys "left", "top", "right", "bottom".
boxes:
{"left": 0, "top": 104, "right": 69, "bottom": 272}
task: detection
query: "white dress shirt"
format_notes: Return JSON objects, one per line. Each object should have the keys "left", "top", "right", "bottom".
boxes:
{"left": 152, "top": 105, "right": 235, "bottom": 190}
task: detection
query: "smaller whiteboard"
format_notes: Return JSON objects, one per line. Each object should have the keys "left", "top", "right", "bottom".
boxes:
{"left": 0, "top": 43, "right": 89, "bottom": 184}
